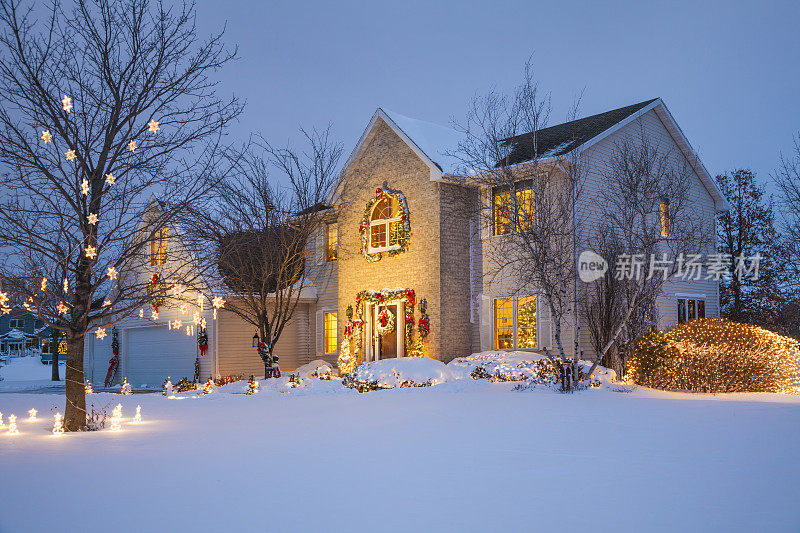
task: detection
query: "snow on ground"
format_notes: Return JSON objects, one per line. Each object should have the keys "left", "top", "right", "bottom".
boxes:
{"left": 0, "top": 354, "right": 64, "bottom": 393}
{"left": 1, "top": 357, "right": 800, "bottom": 532}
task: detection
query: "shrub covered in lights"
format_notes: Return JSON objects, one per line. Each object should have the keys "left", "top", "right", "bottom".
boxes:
{"left": 628, "top": 318, "right": 800, "bottom": 393}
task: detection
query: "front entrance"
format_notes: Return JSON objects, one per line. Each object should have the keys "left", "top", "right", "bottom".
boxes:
{"left": 366, "top": 301, "right": 404, "bottom": 361}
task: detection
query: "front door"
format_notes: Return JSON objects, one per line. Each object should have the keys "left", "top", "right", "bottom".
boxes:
{"left": 371, "top": 302, "right": 403, "bottom": 360}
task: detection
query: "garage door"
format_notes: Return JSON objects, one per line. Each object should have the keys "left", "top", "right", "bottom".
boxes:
{"left": 125, "top": 326, "right": 196, "bottom": 389}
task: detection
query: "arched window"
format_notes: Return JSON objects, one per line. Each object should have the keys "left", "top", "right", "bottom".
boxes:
{"left": 369, "top": 197, "right": 402, "bottom": 253}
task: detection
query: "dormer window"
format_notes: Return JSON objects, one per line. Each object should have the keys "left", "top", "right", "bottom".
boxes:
{"left": 150, "top": 227, "right": 168, "bottom": 266}
{"left": 369, "top": 197, "right": 402, "bottom": 253}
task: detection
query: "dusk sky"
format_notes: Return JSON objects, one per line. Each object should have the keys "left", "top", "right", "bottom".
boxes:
{"left": 195, "top": 0, "right": 799, "bottom": 185}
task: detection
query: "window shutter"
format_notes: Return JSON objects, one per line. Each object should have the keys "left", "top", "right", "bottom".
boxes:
{"left": 315, "top": 310, "right": 323, "bottom": 356}
{"left": 479, "top": 294, "right": 493, "bottom": 351}
{"left": 316, "top": 229, "right": 325, "bottom": 265}
{"left": 537, "top": 295, "right": 552, "bottom": 350}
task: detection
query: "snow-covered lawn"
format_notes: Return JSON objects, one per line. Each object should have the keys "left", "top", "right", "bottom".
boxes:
{"left": 0, "top": 354, "right": 64, "bottom": 393}
{"left": 1, "top": 357, "right": 799, "bottom": 532}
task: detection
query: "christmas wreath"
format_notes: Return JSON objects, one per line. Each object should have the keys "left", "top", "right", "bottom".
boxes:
{"left": 375, "top": 307, "right": 395, "bottom": 336}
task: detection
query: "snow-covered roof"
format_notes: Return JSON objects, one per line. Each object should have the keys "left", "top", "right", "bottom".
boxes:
{"left": 380, "top": 109, "right": 465, "bottom": 176}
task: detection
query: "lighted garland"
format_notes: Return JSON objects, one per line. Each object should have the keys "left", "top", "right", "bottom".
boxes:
{"left": 358, "top": 187, "right": 411, "bottom": 262}
{"left": 337, "top": 288, "right": 427, "bottom": 374}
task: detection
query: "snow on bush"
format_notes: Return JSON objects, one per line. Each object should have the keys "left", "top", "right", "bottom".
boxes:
{"left": 448, "top": 351, "right": 616, "bottom": 388}
{"left": 344, "top": 357, "right": 454, "bottom": 392}
{"left": 628, "top": 318, "right": 800, "bottom": 393}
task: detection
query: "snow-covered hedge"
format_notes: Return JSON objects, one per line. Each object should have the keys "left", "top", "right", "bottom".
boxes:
{"left": 344, "top": 358, "right": 454, "bottom": 392}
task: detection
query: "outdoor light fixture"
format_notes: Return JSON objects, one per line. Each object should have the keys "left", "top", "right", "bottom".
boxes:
{"left": 252, "top": 331, "right": 259, "bottom": 348}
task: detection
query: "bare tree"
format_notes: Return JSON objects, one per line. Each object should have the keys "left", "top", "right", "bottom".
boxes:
{"left": 583, "top": 126, "right": 709, "bottom": 377}
{"left": 452, "top": 60, "right": 585, "bottom": 388}
{"left": 0, "top": 0, "right": 241, "bottom": 430}
{"left": 184, "top": 129, "right": 342, "bottom": 378}
{"left": 774, "top": 134, "right": 800, "bottom": 289}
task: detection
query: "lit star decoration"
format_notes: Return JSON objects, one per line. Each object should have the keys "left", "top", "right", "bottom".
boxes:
{"left": 128, "top": 140, "right": 137, "bottom": 152}
{"left": 103, "top": 300, "right": 111, "bottom": 307}
{"left": 40, "top": 278, "right": 47, "bottom": 292}
{"left": 66, "top": 150, "right": 76, "bottom": 161}
{"left": 61, "top": 95, "right": 72, "bottom": 113}
{"left": 179, "top": 304, "right": 186, "bottom": 314}
{"left": 84, "top": 245, "right": 97, "bottom": 259}
{"left": 212, "top": 296, "right": 225, "bottom": 309}
{"left": 87, "top": 213, "right": 98, "bottom": 225}
{"left": 105, "top": 172, "right": 116, "bottom": 185}
{"left": 107, "top": 267, "right": 118, "bottom": 280}
{"left": 95, "top": 328, "right": 106, "bottom": 340}
{"left": 41, "top": 130, "right": 52, "bottom": 143}
{"left": 57, "top": 302, "right": 68, "bottom": 315}
{"left": 151, "top": 309, "right": 159, "bottom": 320}
{"left": 171, "top": 284, "right": 184, "bottom": 297}
{"left": 148, "top": 119, "right": 159, "bottom": 133}
{"left": 27, "top": 408, "right": 37, "bottom": 422}
{"left": 81, "top": 179, "right": 89, "bottom": 195}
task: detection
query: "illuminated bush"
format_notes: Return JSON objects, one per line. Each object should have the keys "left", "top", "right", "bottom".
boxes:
{"left": 628, "top": 318, "right": 799, "bottom": 393}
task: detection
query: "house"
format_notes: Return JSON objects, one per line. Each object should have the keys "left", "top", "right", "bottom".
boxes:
{"left": 83, "top": 97, "right": 725, "bottom": 386}
{"left": 0, "top": 310, "right": 52, "bottom": 357}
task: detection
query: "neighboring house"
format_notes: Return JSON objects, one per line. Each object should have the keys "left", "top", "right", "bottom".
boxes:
{"left": 84, "top": 98, "right": 725, "bottom": 385}
{"left": 0, "top": 310, "right": 52, "bottom": 357}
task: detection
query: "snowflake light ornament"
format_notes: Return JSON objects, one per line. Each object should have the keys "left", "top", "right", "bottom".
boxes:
{"left": 95, "top": 328, "right": 106, "bottom": 340}
{"left": 87, "top": 213, "right": 98, "bottom": 225}
{"left": 57, "top": 301, "right": 68, "bottom": 315}
{"left": 107, "top": 267, "right": 118, "bottom": 280}
{"left": 105, "top": 172, "right": 116, "bottom": 185}
{"left": 212, "top": 296, "right": 225, "bottom": 309}
{"left": 41, "top": 130, "right": 52, "bottom": 143}
{"left": 147, "top": 119, "right": 159, "bottom": 133}
{"left": 66, "top": 150, "right": 76, "bottom": 161}
{"left": 84, "top": 245, "right": 97, "bottom": 259}
{"left": 128, "top": 140, "right": 137, "bottom": 152}
{"left": 61, "top": 95, "right": 72, "bottom": 112}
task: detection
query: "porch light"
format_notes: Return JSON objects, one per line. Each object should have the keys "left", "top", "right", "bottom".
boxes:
{"left": 252, "top": 332, "right": 260, "bottom": 348}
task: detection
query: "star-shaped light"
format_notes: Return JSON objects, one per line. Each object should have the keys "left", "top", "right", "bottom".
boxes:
{"left": 65, "top": 150, "right": 76, "bottom": 161}
{"left": 105, "top": 172, "right": 116, "bottom": 185}
{"left": 61, "top": 95, "right": 72, "bottom": 113}
{"left": 2, "top": 307, "right": 11, "bottom": 315}
{"left": 212, "top": 295, "right": 225, "bottom": 309}
{"left": 179, "top": 304, "right": 186, "bottom": 314}
{"left": 87, "top": 213, "right": 98, "bottom": 225}
{"left": 151, "top": 309, "right": 159, "bottom": 320}
{"left": 41, "top": 130, "right": 52, "bottom": 143}
{"left": 148, "top": 119, "right": 160, "bottom": 133}
{"left": 40, "top": 278, "right": 47, "bottom": 292}
{"left": 95, "top": 328, "right": 106, "bottom": 340}
{"left": 23, "top": 301, "right": 31, "bottom": 311}
{"left": 81, "top": 179, "right": 89, "bottom": 195}
{"left": 0, "top": 291, "right": 8, "bottom": 306}
{"left": 57, "top": 301, "right": 68, "bottom": 315}
{"left": 103, "top": 299, "right": 111, "bottom": 307}
{"left": 107, "top": 267, "right": 118, "bottom": 280}
{"left": 171, "top": 283, "right": 185, "bottom": 297}
{"left": 84, "top": 245, "right": 97, "bottom": 259}
{"left": 128, "top": 140, "right": 137, "bottom": 152}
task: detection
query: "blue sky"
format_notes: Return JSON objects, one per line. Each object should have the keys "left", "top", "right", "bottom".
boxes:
{"left": 195, "top": 0, "right": 799, "bottom": 184}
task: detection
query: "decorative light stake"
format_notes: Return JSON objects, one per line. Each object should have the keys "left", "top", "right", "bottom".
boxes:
{"left": 162, "top": 377, "right": 173, "bottom": 396}
{"left": 85, "top": 380, "right": 94, "bottom": 394}
{"left": 110, "top": 404, "right": 122, "bottom": 432}
{"left": 246, "top": 375, "right": 259, "bottom": 395}
{"left": 203, "top": 377, "right": 214, "bottom": 395}
{"left": 27, "top": 408, "right": 37, "bottom": 422}
{"left": 7, "top": 414, "right": 18, "bottom": 435}
{"left": 132, "top": 405, "right": 142, "bottom": 424}
{"left": 151, "top": 309, "right": 159, "bottom": 320}
{"left": 120, "top": 377, "right": 132, "bottom": 395}
{"left": 0, "top": 412, "right": 5, "bottom": 429}
{"left": 52, "top": 413, "right": 64, "bottom": 437}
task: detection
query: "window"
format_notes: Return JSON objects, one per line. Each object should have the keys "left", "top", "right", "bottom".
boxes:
{"left": 324, "top": 312, "right": 337, "bottom": 354}
{"left": 369, "top": 198, "right": 402, "bottom": 253}
{"left": 492, "top": 180, "right": 534, "bottom": 236}
{"left": 494, "top": 298, "right": 513, "bottom": 349}
{"left": 9, "top": 318, "right": 22, "bottom": 328}
{"left": 325, "top": 223, "right": 338, "bottom": 262}
{"left": 495, "top": 295, "right": 539, "bottom": 350}
{"left": 660, "top": 200, "right": 671, "bottom": 238}
{"left": 677, "top": 297, "right": 705, "bottom": 324}
{"left": 150, "top": 227, "right": 168, "bottom": 266}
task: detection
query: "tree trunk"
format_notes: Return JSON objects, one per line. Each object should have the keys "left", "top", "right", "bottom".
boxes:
{"left": 64, "top": 335, "right": 86, "bottom": 431}
{"left": 51, "top": 329, "right": 60, "bottom": 381}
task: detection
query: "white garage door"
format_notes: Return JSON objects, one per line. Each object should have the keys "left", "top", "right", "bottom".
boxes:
{"left": 125, "top": 326, "right": 196, "bottom": 389}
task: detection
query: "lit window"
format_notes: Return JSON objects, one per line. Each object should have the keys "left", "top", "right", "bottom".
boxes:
{"left": 677, "top": 298, "right": 705, "bottom": 324}
{"left": 369, "top": 198, "right": 402, "bottom": 253}
{"left": 494, "top": 298, "right": 513, "bottom": 349}
{"left": 150, "top": 227, "right": 167, "bottom": 266}
{"left": 516, "top": 295, "right": 537, "bottom": 349}
{"left": 324, "top": 312, "right": 337, "bottom": 354}
{"left": 492, "top": 180, "right": 534, "bottom": 236}
{"left": 325, "top": 223, "right": 338, "bottom": 262}
{"left": 660, "top": 200, "right": 671, "bottom": 237}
